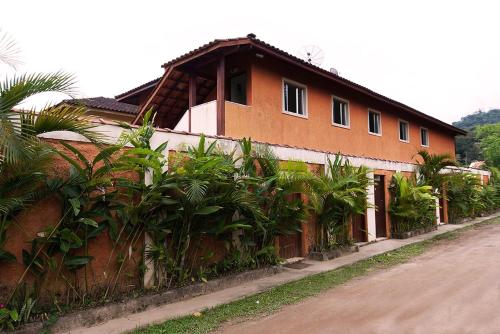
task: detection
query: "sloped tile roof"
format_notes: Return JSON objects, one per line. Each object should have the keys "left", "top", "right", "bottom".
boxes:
{"left": 64, "top": 97, "right": 139, "bottom": 115}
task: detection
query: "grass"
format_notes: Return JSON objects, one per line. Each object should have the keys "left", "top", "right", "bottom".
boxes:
{"left": 134, "top": 216, "right": 500, "bottom": 334}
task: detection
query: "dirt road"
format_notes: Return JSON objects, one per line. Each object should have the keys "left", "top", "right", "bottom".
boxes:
{"left": 219, "top": 222, "right": 500, "bottom": 334}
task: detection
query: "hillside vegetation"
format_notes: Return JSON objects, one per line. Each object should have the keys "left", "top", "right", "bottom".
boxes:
{"left": 453, "top": 109, "right": 500, "bottom": 167}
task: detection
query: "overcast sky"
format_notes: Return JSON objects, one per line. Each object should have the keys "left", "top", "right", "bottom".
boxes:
{"left": 2, "top": 0, "right": 499, "bottom": 123}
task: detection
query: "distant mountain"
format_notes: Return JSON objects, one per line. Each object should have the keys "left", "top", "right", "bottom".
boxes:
{"left": 453, "top": 109, "right": 500, "bottom": 130}
{"left": 453, "top": 109, "right": 500, "bottom": 166}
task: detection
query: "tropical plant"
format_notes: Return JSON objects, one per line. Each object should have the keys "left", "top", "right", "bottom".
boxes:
{"left": 415, "top": 150, "right": 457, "bottom": 193}
{"left": 446, "top": 172, "right": 486, "bottom": 223}
{"left": 316, "top": 155, "right": 371, "bottom": 249}
{"left": 0, "top": 305, "right": 19, "bottom": 331}
{"left": 0, "top": 30, "right": 101, "bottom": 269}
{"left": 389, "top": 173, "right": 437, "bottom": 234}
{"left": 240, "top": 142, "right": 322, "bottom": 252}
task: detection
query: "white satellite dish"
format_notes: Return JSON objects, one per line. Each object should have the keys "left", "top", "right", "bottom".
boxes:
{"left": 297, "top": 45, "right": 324, "bottom": 67}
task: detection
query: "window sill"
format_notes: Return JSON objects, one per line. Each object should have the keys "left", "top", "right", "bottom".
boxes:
{"left": 368, "top": 131, "right": 382, "bottom": 137}
{"left": 421, "top": 144, "right": 430, "bottom": 148}
{"left": 332, "top": 123, "right": 350, "bottom": 129}
{"left": 282, "top": 110, "right": 308, "bottom": 119}
{"left": 399, "top": 139, "right": 410, "bottom": 144}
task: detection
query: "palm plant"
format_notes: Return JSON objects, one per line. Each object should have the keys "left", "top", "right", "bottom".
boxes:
{"left": 389, "top": 172, "right": 437, "bottom": 234}
{"left": 241, "top": 142, "right": 322, "bottom": 251}
{"left": 415, "top": 150, "right": 457, "bottom": 193}
{"left": 0, "top": 30, "right": 101, "bottom": 263}
{"left": 446, "top": 172, "right": 486, "bottom": 223}
{"left": 317, "top": 155, "right": 371, "bottom": 249}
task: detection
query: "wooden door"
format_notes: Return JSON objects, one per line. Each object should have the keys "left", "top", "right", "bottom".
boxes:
{"left": 278, "top": 233, "right": 301, "bottom": 259}
{"left": 374, "top": 175, "right": 387, "bottom": 238}
{"left": 352, "top": 213, "right": 367, "bottom": 242}
{"left": 438, "top": 196, "right": 444, "bottom": 223}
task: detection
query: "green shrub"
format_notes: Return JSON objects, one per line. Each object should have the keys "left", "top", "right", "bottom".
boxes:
{"left": 389, "top": 173, "right": 437, "bottom": 234}
{"left": 316, "top": 155, "right": 371, "bottom": 249}
{"left": 447, "top": 172, "right": 497, "bottom": 223}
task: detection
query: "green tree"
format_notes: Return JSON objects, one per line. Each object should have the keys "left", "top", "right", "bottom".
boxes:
{"left": 0, "top": 29, "right": 100, "bottom": 262}
{"left": 475, "top": 123, "right": 500, "bottom": 167}
{"left": 415, "top": 150, "right": 457, "bottom": 193}
{"left": 317, "top": 155, "right": 371, "bottom": 249}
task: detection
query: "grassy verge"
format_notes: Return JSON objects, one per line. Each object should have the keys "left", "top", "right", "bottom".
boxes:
{"left": 134, "top": 217, "right": 500, "bottom": 334}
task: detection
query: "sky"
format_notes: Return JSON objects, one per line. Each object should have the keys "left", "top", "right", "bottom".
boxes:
{"left": 1, "top": 0, "right": 499, "bottom": 123}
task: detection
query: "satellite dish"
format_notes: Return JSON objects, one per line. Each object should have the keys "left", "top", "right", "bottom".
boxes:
{"left": 297, "top": 45, "right": 324, "bottom": 67}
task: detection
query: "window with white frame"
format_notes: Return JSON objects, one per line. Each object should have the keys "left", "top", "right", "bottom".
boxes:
{"left": 421, "top": 127, "right": 429, "bottom": 146}
{"left": 283, "top": 80, "right": 306, "bottom": 116}
{"left": 368, "top": 110, "right": 381, "bottom": 135}
{"left": 332, "top": 97, "right": 349, "bottom": 127}
{"left": 399, "top": 120, "right": 409, "bottom": 142}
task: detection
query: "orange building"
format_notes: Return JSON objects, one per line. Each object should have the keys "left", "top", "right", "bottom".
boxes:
{"left": 110, "top": 34, "right": 476, "bottom": 251}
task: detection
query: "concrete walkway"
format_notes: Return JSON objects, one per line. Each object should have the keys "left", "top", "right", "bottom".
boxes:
{"left": 65, "top": 213, "right": 500, "bottom": 334}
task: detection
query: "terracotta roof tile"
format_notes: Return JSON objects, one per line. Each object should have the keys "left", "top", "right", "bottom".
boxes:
{"left": 64, "top": 97, "right": 139, "bottom": 115}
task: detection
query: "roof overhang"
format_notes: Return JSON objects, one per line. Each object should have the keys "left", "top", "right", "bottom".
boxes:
{"left": 134, "top": 35, "right": 466, "bottom": 136}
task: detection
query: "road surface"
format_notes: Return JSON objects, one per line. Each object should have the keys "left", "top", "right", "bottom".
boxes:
{"left": 219, "top": 222, "right": 500, "bottom": 334}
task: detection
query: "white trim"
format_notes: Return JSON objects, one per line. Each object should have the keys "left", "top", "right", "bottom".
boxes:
{"left": 368, "top": 109, "right": 382, "bottom": 136}
{"left": 398, "top": 119, "right": 410, "bottom": 143}
{"left": 40, "top": 122, "right": 490, "bottom": 179}
{"left": 282, "top": 78, "right": 308, "bottom": 119}
{"left": 366, "top": 171, "right": 377, "bottom": 242}
{"left": 420, "top": 127, "right": 430, "bottom": 147}
{"left": 332, "top": 95, "right": 350, "bottom": 129}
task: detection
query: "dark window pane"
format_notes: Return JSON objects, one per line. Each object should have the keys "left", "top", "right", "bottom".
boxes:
{"left": 230, "top": 73, "right": 247, "bottom": 105}
{"left": 369, "top": 112, "right": 379, "bottom": 133}
{"left": 333, "top": 100, "right": 341, "bottom": 124}
{"left": 421, "top": 128, "right": 428, "bottom": 145}
{"left": 400, "top": 122, "right": 408, "bottom": 141}
{"left": 297, "top": 87, "right": 303, "bottom": 115}
{"left": 288, "top": 84, "right": 297, "bottom": 113}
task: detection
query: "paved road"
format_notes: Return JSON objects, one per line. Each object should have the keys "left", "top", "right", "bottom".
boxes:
{"left": 219, "top": 222, "right": 500, "bottom": 334}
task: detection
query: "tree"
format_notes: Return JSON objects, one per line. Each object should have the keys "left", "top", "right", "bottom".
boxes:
{"left": 0, "top": 29, "right": 100, "bottom": 262}
{"left": 415, "top": 150, "right": 457, "bottom": 193}
{"left": 317, "top": 155, "right": 371, "bottom": 248}
{"left": 475, "top": 123, "right": 500, "bottom": 167}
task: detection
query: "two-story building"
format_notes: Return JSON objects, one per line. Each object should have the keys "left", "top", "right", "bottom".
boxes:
{"left": 103, "top": 34, "right": 472, "bottom": 255}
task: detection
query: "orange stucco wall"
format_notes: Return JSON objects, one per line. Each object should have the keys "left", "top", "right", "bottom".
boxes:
{"left": 225, "top": 57, "right": 456, "bottom": 163}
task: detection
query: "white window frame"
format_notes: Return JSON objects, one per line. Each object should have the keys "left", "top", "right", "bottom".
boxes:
{"left": 420, "top": 127, "right": 430, "bottom": 147}
{"left": 368, "top": 109, "right": 382, "bottom": 136}
{"left": 282, "top": 78, "right": 308, "bottom": 119}
{"left": 399, "top": 119, "right": 410, "bottom": 143}
{"left": 332, "top": 96, "right": 350, "bottom": 128}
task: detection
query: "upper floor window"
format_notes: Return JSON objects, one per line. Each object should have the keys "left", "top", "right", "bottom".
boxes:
{"left": 399, "top": 120, "right": 409, "bottom": 142}
{"left": 229, "top": 73, "right": 247, "bottom": 105}
{"left": 421, "top": 127, "right": 429, "bottom": 146}
{"left": 332, "top": 97, "right": 349, "bottom": 127}
{"left": 283, "top": 80, "right": 306, "bottom": 117}
{"left": 368, "top": 110, "right": 381, "bottom": 135}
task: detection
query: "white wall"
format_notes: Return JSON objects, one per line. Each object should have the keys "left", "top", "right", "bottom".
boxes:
{"left": 173, "top": 100, "right": 217, "bottom": 135}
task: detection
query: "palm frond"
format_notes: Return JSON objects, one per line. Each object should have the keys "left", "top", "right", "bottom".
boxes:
{"left": 0, "top": 72, "right": 76, "bottom": 114}
{"left": 0, "top": 29, "right": 22, "bottom": 69}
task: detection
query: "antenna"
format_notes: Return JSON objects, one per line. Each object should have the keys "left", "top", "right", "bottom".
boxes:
{"left": 297, "top": 45, "right": 324, "bottom": 67}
